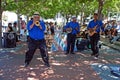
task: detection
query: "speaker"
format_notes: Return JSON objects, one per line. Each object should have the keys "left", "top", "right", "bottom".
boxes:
{"left": 3, "top": 32, "right": 16, "bottom": 48}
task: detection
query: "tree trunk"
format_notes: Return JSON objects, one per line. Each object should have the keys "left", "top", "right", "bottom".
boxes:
{"left": 66, "top": 14, "right": 69, "bottom": 24}
{"left": 17, "top": 13, "right": 21, "bottom": 33}
{"left": 26, "top": 16, "right": 29, "bottom": 23}
{"left": 15, "top": 0, "right": 21, "bottom": 33}
{"left": 98, "top": 0, "right": 104, "bottom": 20}
{"left": 80, "top": 12, "right": 83, "bottom": 25}
{"left": 0, "top": 0, "right": 3, "bottom": 48}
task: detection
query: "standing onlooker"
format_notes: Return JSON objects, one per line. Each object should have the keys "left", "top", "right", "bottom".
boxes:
{"left": 50, "top": 22, "right": 55, "bottom": 35}
{"left": 6, "top": 23, "right": 13, "bottom": 32}
{"left": 13, "top": 22, "right": 19, "bottom": 42}
{"left": 20, "top": 18, "right": 26, "bottom": 38}
{"left": 5, "top": 23, "right": 15, "bottom": 48}
{"left": 13, "top": 22, "right": 18, "bottom": 33}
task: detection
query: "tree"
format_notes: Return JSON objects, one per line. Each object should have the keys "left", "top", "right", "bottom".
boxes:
{"left": 98, "top": 0, "right": 104, "bottom": 20}
{"left": 0, "top": 0, "right": 2, "bottom": 48}
{"left": 0, "top": 0, "right": 120, "bottom": 47}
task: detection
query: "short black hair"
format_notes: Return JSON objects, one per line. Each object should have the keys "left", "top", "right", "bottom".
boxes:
{"left": 13, "top": 22, "right": 17, "bottom": 25}
{"left": 8, "top": 23, "right": 12, "bottom": 25}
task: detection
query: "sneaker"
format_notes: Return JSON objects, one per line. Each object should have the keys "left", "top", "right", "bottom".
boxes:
{"left": 44, "top": 62, "right": 50, "bottom": 67}
{"left": 24, "top": 62, "right": 29, "bottom": 67}
{"left": 94, "top": 57, "right": 98, "bottom": 59}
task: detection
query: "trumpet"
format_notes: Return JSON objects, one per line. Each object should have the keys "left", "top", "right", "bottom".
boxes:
{"left": 35, "top": 21, "right": 40, "bottom": 26}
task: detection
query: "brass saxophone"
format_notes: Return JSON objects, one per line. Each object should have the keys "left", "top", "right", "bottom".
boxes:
{"left": 35, "top": 21, "right": 40, "bottom": 26}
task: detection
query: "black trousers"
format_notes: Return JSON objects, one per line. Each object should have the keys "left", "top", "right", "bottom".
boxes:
{"left": 66, "top": 33, "right": 76, "bottom": 53}
{"left": 25, "top": 37, "right": 49, "bottom": 64}
{"left": 90, "top": 33, "right": 100, "bottom": 57}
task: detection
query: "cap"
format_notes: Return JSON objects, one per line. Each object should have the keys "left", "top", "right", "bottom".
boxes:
{"left": 71, "top": 16, "right": 77, "bottom": 19}
{"left": 94, "top": 13, "right": 98, "bottom": 16}
{"left": 33, "top": 12, "right": 40, "bottom": 16}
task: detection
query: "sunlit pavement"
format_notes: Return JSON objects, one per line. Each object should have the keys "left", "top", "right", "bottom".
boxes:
{"left": 0, "top": 37, "right": 120, "bottom": 80}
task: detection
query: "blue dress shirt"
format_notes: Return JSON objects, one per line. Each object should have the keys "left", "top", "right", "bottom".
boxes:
{"left": 27, "top": 20, "right": 46, "bottom": 40}
{"left": 64, "top": 21, "right": 80, "bottom": 34}
{"left": 87, "top": 20, "right": 104, "bottom": 33}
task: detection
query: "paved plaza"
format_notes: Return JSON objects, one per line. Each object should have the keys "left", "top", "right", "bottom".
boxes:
{"left": 0, "top": 37, "right": 120, "bottom": 80}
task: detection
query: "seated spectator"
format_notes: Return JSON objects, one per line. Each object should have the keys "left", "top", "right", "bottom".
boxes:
{"left": 110, "top": 28, "right": 119, "bottom": 43}
{"left": 6, "top": 23, "right": 13, "bottom": 32}
{"left": 104, "top": 21, "right": 112, "bottom": 38}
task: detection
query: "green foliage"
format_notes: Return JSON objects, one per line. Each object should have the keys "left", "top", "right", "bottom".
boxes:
{"left": 1, "top": 0, "right": 120, "bottom": 18}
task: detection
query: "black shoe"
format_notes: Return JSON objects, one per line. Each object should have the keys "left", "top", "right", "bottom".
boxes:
{"left": 65, "top": 52, "right": 69, "bottom": 55}
{"left": 24, "top": 62, "right": 29, "bottom": 67}
{"left": 91, "top": 53, "right": 95, "bottom": 56}
{"left": 94, "top": 54, "right": 99, "bottom": 57}
{"left": 44, "top": 62, "right": 50, "bottom": 67}
{"left": 71, "top": 52, "right": 75, "bottom": 54}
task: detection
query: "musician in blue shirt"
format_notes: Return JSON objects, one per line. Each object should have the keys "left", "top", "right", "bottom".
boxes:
{"left": 64, "top": 16, "right": 80, "bottom": 54}
{"left": 87, "top": 13, "right": 104, "bottom": 59}
{"left": 24, "top": 12, "right": 50, "bottom": 67}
